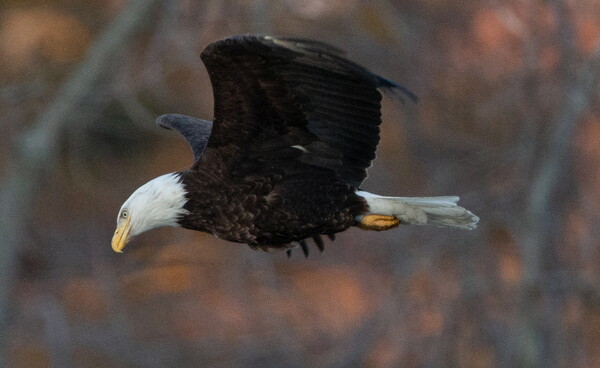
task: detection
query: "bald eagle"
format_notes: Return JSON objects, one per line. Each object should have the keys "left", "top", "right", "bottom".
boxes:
{"left": 112, "top": 35, "right": 478, "bottom": 256}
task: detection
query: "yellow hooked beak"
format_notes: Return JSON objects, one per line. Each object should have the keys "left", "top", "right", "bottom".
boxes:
{"left": 112, "top": 216, "right": 132, "bottom": 253}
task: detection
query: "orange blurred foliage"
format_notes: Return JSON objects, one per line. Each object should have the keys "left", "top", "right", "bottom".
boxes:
{"left": 8, "top": 344, "right": 50, "bottom": 368}
{"left": 2, "top": 0, "right": 600, "bottom": 367}
{"left": 62, "top": 278, "right": 109, "bottom": 322}
{"left": 121, "top": 265, "right": 195, "bottom": 303}
{"left": 0, "top": 8, "right": 90, "bottom": 71}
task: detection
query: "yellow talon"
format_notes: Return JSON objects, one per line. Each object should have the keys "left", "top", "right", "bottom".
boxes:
{"left": 357, "top": 214, "right": 400, "bottom": 231}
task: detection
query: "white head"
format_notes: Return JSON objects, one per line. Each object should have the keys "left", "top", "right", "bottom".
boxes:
{"left": 112, "top": 173, "right": 189, "bottom": 253}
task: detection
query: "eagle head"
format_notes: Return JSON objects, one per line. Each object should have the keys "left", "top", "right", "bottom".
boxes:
{"left": 112, "top": 173, "right": 189, "bottom": 253}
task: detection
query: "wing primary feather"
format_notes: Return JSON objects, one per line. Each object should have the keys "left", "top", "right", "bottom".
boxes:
{"left": 378, "top": 78, "right": 419, "bottom": 104}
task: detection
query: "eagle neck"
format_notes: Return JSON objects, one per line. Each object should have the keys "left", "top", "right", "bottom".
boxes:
{"left": 176, "top": 169, "right": 222, "bottom": 233}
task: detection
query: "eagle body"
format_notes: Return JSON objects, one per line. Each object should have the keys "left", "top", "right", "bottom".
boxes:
{"left": 177, "top": 165, "right": 365, "bottom": 248}
{"left": 112, "top": 35, "right": 479, "bottom": 255}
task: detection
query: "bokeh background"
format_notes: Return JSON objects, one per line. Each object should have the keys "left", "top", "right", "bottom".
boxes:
{"left": 1, "top": 0, "right": 600, "bottom": 367}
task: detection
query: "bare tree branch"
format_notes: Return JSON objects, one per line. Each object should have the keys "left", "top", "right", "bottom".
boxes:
{"left": 517, "top": 0, "right": 600, "bottom": 360}
{"left": 0, "top": 0, "right": 163, "bottom": 363}
{"left": 522, "top": 43, "right": 600, "bottom": 284}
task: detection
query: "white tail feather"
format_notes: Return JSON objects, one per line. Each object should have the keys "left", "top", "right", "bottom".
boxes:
{"left": 356, "top": 191, "right": 479, "bottom": 230}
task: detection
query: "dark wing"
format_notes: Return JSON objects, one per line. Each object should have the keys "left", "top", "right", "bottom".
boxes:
{"left": 200, "top": 35, "right": 415, "bottom": 187}
{"left": 156, "top": 114, "right": 212, "bottom": 161}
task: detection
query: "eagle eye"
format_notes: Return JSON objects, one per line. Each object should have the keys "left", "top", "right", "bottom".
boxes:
{"left": 121, "top": 209, "right": 129, "bottom": 219}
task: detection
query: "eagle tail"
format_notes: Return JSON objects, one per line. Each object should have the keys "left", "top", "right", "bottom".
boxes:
{"left": 356, "top": 191, "right": 479, "bottom": 230}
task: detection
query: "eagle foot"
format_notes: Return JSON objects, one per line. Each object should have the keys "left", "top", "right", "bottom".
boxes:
{"left": 357, "top": 214, "right": 400, "bottom": 231}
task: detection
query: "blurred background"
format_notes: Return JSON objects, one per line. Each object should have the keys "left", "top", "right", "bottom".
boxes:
{"left": 1, "top": 0, "right": 599, "bottom": 367}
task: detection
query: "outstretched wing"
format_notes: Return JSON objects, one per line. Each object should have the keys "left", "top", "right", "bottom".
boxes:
{"left": 156, "top": 114, "right": 212, "bottom": 161}
{"left": 201, "top": 35, "right": 415, "bottom": 187}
